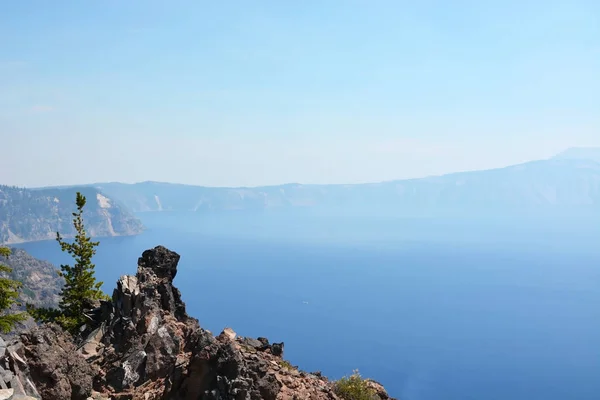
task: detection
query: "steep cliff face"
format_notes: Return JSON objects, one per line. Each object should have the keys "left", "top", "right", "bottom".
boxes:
{"left": 0, "top": 246, "right": 396, "bottom": 400}
{"left": 0, "top": 186, "right": 144, "bottom": 244}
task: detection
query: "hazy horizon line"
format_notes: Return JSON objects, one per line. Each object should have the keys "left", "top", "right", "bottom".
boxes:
{"left": 19, "top": 152, "right": 599, "bottom": 191}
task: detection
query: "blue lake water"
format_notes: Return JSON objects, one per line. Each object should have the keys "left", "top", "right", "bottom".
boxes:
{"left": 15, "top": 211, "right": 600, "bottom": 400}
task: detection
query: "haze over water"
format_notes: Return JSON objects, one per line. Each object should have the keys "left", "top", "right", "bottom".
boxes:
{"left": 16, "top": 211, "right": 600, "bottom": 400}
{"left": 3, "top": 1, "right": 600, "bottom": 399}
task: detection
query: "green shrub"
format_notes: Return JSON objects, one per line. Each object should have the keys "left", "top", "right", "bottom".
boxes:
{"left": 334, "top": 370, "right": 378, "bottom": 400}
{"left": 279, "top": 359, "right": 294, "bottom": 370}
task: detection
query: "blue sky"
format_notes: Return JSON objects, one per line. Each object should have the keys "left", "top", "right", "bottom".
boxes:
{"left": 1, "top": 0, "right": 599, "bottom": 187}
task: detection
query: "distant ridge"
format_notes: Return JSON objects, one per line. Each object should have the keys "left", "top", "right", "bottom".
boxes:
{"left": 552, "top": 147, "right": 600, "bottom": 163}
{"left": 33, "top": 150, "right": 598, "bottom": 215}
{"left": 28, "top": 148, "right": 600, "bottom": 192}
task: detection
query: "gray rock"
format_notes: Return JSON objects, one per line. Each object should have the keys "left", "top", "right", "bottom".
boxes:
{"left": 9, "top": 395, "right": 39, "bottom": 400}
{"left": 105, "top": 349, "right": 147, "bottom": 391}
{"left": 0, "top": 365, "right": 13, "bottom": 385}
{"left": 0, "top": 388, "right": 12, "bottom": 400}
{"left": 144, "top": 326, "right": 177, "bottom": 379}
{"left": 241, "top": 337, "right": 267, "bottom": 350}
{"left": 8, "top": 375, "right": 26, "bottom": 396}
{"left": 0, "top": 337, "right": 6, "bottom": 358}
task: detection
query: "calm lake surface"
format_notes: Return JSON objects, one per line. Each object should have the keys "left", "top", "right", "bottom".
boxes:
{"left": 16, "top": 211, "right": 600, "bottom": 400}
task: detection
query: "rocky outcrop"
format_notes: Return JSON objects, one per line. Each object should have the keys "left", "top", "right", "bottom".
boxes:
{"left": 0, "top": 335, "right": 41, "bottom": 399}
{"left": 0, "top": 185, "right": 144, "bottom": 244}
{"left": 18, "top": 324, "right": 94, "bottom": 400}
{"left": 0, "top": 324, "right": 95, "bottom": 400}
{"left": 0, "top": 246, "right": 395, "bottom": 400}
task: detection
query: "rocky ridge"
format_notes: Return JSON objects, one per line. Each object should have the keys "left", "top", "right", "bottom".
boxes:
{"left": 0, "top": 246, "right": 396, "bottom": 400}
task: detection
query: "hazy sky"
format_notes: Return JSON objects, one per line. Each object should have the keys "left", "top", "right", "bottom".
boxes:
{"left": 1, "top": 0, "right": 599, "bottom": 187}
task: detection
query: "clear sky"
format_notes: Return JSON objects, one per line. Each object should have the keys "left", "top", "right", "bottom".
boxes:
{"left": 1, "top": 0, "right": 599, "bottom": 187}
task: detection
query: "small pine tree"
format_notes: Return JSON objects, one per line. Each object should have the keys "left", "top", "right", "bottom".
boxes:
{"left": 28, "top": 192, "right": 109, "bottom": 333}
{"left": 0, "top": 247, "right": 28, "bottom": 333}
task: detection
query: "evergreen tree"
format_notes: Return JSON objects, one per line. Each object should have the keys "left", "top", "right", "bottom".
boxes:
{"left": 28, "top": 192, "right": 109, "bottom": 333}
{"left": 0, "top": 247, "right": 28, "bottom": 333}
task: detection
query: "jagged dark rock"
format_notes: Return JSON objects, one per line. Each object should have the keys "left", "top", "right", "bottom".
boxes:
{"left": 0, "top": 245, "right": 396, "bottom": 400}
{"left": 0, "top": 323, "right": 93, "bottom": 399}
{"left": 271, "top": 343, "right": 284, "bottom": 357}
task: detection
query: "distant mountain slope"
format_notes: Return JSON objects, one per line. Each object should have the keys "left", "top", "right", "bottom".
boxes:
{"left": 0, "top": 185, "right": 144, "bottom": 244}
{"left": 552, "top": 147, "right": 600, "bottom": 163}
{"left": 0, "top": 247, "right": 63, "bottom": 334}
{"left": 0, "top": 247, "right": 62, "bottom": 309}
{"left": 82, "top": 158, "right": 600, "bottom": 215}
